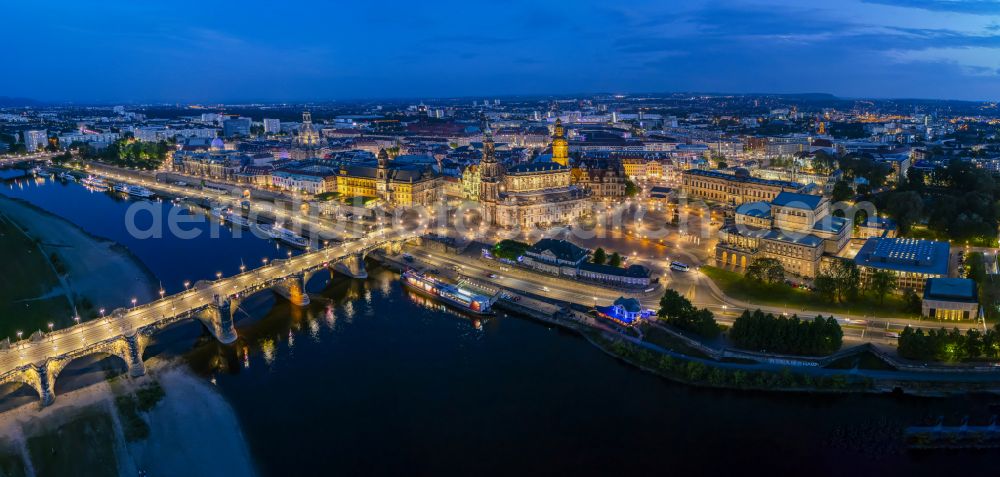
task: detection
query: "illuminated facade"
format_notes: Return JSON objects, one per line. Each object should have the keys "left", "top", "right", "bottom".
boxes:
{"left": 570, "top": 159, "right": 626, "bottom": 198}
{"left": 716, "top": 192, "right": 850, "bottom": 278}
{"left": 550, "top": 119, "right": 569, "bottom": 167}
{"left": 682, "top": 168, "right": 804, "bottom": 206}
{"left": 336, "top": 148, "right": 443, "bottom": 207}
{"left": 479, "top": 128, "right": 591, "bottom": 229}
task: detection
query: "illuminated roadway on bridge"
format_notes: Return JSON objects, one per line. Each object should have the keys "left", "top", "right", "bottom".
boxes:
{"left": 0, "top": 230, "right": 412, "bottom": 392}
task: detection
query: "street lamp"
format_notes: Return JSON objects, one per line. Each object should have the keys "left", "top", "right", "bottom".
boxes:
{"left": 216, "top": 271, "right": 223, "bottom": 280}
{"left": 131, "top": 298, "right": 137, "bottom": 308}
{"left": 74, "top": 316, "right": 81, "bottom": 325}
{"left": 99, "top": 308, "right": 105, "bottom": 318}
{"left": 48, "top": 323, "right": 53, "bottom": 333}
{"left": 184, "top": 280, "right": 191, "bottom": 290}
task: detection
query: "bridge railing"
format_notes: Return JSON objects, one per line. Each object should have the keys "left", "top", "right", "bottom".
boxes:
{"left": 2, "top": 233, "right": 411, "bottom": 352}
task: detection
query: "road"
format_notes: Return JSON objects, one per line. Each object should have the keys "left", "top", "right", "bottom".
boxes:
{"left": 80, "top": 164, "right": 995, "bottom": 347}
{"left": 407, "top": 242, "right": 986, "bottom": 347}
{"left": 0, "top": 152, "right": 59, "bottom": 167}
{"left": 80, "top": 166, "right": 368, "bottom": 241}
{"left": 0, "top": 230, "right": 411, "bottom": 383}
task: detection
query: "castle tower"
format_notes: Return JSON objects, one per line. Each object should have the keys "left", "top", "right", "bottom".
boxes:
{"left": 551, "top": 119, "right": 569, "bottom": 167}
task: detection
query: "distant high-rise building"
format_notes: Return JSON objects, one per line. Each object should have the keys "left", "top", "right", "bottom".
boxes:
{"left": 24, "top": 130, "right": 47, "bottom": 152}
{"left": 263, "top": 118, "right": 281, "bottom": 134}
{"left": 222, "top": 117, "right": 251, "bottom": 138}
{"left": 201, "top": 113, "right": 221, "bottom": 124}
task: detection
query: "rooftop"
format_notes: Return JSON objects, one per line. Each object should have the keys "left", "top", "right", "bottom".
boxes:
{"left": 772, "top": 192, "right": 823, "bottom": 210}
{"left": 924, "top": 278, "right": 977, "bottom": 303}
{"left": 683, "top": 168, "right": 802, "bottom": 190}
{"left": 854, "top": 237, "right": 950, "bottom": 275}
{"left": 526, "top": 238, "right": 588, "bottom": 263}
{"left": 735, "top": 201, "right": 771, "bottom": 219}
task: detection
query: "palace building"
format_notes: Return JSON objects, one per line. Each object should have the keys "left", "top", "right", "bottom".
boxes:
{"left": 570, "top": 158, "right": 627, "bottom": 199}
{"left": 716, "top": 192, "right": 850, "bottom": 278}
{"left": 479, "top": 127, "right": 591, "bottom": 229}
{"left": 336, "top": 148, "right": 443, "bottom": 207}
{"left": 682, "top": 168, "right": 804, "bottom": 206}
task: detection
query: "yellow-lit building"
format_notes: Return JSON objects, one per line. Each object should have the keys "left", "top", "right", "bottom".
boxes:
{"left": 479, "top": 128, "right": 590, "bottom": 229}
{"left": 336, "top": 148, "right": 442, "bottom": 207}
{"left": 716, "top": 192, "right": 850, "bottom": 278}
{"left": 550, "top": 119, "right": 569, "bottom": 167}
{"left": 682, "top": 168, "right": 804, "bottom": 206}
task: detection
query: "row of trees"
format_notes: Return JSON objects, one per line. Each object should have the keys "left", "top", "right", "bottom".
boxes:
{"left": 729, "top": 309, "right": 843, "bottom": 356}
{"left": 591, "top": 248, "right": 622, "bottom": 267}
{"left": 898, "top": 326, "right": 1000, "bottom": 361}
{"left": 75, "top": 139, "right": 170, "bottom": 170}
{"left": 657, "top": 289, "right": 720, "bottom": 339}
{"left": 605, "top": 338, "right": 865, "bottom": 391}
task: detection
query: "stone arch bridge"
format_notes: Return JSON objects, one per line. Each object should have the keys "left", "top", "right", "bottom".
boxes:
{"left": 0, "top": 233, "right": 416, "bottom": 407}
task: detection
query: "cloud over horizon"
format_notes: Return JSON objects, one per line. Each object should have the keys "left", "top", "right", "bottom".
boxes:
{"left": 2, "top": 0, "right": 998, "bottom": 102}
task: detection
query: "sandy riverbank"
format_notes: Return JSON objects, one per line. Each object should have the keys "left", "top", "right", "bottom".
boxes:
{"left": 0, "top": 359, "right": 257, "bottom": 477}
{"left": 0, "top": 193, "right": 157, "bottom": 316}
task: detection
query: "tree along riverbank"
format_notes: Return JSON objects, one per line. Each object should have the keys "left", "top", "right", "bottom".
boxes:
{"left": 0, "top": 193, "right": 158, "bottom": 339}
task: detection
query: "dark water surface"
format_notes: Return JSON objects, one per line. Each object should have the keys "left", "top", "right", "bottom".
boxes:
{"left": 2, "top": 176, "right": 996, "bottom": 476}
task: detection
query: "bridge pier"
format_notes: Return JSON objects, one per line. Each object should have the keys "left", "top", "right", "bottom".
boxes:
{"left": 384, "top": 240, "right": 403, "bottom": 256}
{"left": 27, "top": 359, "right": 66, "bottom": 407}
{"left": 196, "top": 296, "right": 240, "bottom": 344}
{"left": 333, "top": 253, "right": 368, "bottom": 279}
{"left": 272, "top": 273, "right": 311, "bottom": 306}
{"left": 122, "top": 332, "right": 147, "bottom": 378}
{"left": 36, "top": 364, "right": 56, "bottom": 407}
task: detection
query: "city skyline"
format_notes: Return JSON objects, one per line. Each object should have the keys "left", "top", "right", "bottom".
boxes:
{"left": 4, "top": 0, "right": 999, "bottom": 103}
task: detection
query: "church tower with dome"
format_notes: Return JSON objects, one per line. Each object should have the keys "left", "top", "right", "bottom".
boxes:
{"left": 291, "top": 111, "right": 322, "bottom": 159}
{"left": 550, "top": 119, "right": 569, "bottom": 167}
{"left": 296, "top": 111, "right": 320, "bottom": 147}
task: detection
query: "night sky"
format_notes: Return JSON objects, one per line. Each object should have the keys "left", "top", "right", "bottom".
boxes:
{"left": 4, "top": 0, "right": 999, "bottom": 102}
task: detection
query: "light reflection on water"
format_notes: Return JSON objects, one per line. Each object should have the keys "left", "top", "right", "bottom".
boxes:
{"left": 5, "top": 171, "right": 1000, "bottom": 476}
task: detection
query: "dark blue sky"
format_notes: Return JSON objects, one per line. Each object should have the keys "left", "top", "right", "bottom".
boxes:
{"left": 5, "top": 0, "right": 999, "bottom": 102}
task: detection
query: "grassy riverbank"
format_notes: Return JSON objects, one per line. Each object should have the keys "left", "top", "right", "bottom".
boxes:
{"left": 0, "top": 193, "right": 158, "bottom": 340}
{"left": 0, "top": 209, "right": 73, "bottom": 340}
